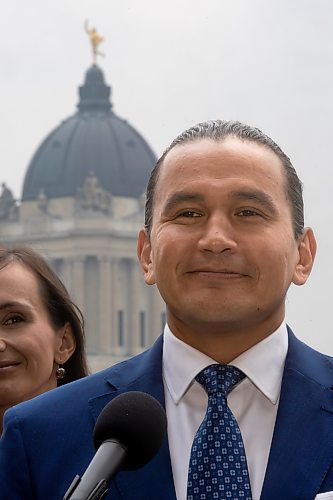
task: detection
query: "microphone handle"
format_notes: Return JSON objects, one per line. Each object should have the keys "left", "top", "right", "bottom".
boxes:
{"left": 63, "top": 439, "right": 127, "bottom": 500}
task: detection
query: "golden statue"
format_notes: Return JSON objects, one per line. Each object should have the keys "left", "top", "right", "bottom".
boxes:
{"left": 85, "top": 20, "right": 105, "bottom": 65}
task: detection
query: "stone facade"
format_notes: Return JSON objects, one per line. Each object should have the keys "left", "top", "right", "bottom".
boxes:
{"left": 0, "top": 65, "right": 165, "bottom": 372}
{"left": 0, "top": 190, "right": 166, "bottom": 372}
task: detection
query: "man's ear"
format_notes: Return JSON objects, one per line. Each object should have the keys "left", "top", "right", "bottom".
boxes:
{"left": 54, "top": 323, "right": 76, "bottom": 364}
{"left": 292, "top": 228, "right": 317, "bottom": 286}
{"left": 137, "top": 229, "right": 156, "bottom": 285}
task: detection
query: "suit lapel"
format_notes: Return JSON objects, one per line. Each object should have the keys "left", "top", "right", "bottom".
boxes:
{"left": 86, "top": 330, "right": 333, "bottom": 499}
{"left": 88, "top": 336, "right": 177, "bottom": 500}
{"left": 260, "top": 330, "right": 333, "bottom": 500}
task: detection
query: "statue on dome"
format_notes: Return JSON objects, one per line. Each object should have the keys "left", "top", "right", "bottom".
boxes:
{"left": 82, "top": 171, "right": 100, "bottom": 201}
{"left": 84, "top": 20, "right": 105, "bottom": 65}
{"left": 37, "top": 188, "right": 49, "bottom": 214}
{"left": 76, "top": 171, "right": 112, "bottom": 215}
{"left": 0, "top": 182, "right": 17, "bottom": 221}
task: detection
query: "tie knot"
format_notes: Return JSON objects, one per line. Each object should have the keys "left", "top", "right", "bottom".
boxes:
{"left": 196, "top": 364, "right": 245, "bottom": 396}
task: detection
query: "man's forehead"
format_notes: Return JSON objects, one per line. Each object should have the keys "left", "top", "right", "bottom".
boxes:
{"left": 159, "top": 137, "right": 284, "bottom": 180}
{"left": 152, "top": 136, "right": 289, "bottom": 216}
{"left": 162, "top": 136, "right": 281, "bottom": 166}
{"left": 164, "top": 137, "right": 226, "bottom": 162}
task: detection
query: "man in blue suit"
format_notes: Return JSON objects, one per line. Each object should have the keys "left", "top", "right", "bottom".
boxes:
{"left": 1, "top": 120, "right": 333, "bottom": 500}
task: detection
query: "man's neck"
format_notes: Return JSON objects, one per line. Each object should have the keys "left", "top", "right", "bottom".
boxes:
{"left": 166, "top": 317, "right": 284, "bottom": 363}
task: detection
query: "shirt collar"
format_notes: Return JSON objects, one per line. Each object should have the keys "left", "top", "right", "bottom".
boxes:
{"left": 162, "top": 322, "right": 288, "bottom": 405}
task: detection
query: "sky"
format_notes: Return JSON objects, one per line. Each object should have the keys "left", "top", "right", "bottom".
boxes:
{"left": 1, "top": 0, "right": 333, "bottom": 353}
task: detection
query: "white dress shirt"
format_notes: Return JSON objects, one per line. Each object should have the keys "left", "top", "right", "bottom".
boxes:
{"left": 162, "top": 322, "right": 288, "bottom": 500}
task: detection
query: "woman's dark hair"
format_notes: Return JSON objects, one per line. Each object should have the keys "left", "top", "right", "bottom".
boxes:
{"left": 0, "top": 245, "right": 89, "bottom": 385}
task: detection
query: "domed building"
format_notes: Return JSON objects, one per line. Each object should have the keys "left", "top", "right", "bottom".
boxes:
{"left": 22, "top": 65, "right": 156, "bottom": 202}
{"left": 0, "top": 64, "right": 165, "bottom": 371}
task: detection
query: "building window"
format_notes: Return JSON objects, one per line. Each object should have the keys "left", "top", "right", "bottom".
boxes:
{"left": 161, "top": 311, "right": 166, "bottom": 331}
{"left": 118, "top": 310, "right": 124, "bottom": 347}
{"left": 140, "top": 311, "right": 145, "bottom": 347}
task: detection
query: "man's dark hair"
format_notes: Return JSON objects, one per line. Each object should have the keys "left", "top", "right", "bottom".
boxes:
{"left": 144, "top": 120, "right": 304, "bottom": 239}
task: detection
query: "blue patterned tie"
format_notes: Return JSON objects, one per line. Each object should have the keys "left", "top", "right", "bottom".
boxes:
{"left": 187, "top": 364, "right": 252, "bottom": 500}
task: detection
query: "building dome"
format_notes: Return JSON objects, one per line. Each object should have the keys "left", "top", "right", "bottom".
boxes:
{"left": 22, "top": 65, "right": 156, "bottom": 201}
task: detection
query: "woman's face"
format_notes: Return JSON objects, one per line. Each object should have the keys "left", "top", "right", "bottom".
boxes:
{"left": 0, "top": 261, "right": 74, "bottom": 411}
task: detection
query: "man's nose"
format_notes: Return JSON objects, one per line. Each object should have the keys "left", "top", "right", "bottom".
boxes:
{"left": 197, "top": 216, "right": 237, "bottom": 254}
{"left": 0, "top": 339, "right": 6, "bottom": 352}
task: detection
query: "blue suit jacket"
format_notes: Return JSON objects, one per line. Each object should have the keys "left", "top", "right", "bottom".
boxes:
{"left": 1, "top": 329, "right": 333, "bottom": 500}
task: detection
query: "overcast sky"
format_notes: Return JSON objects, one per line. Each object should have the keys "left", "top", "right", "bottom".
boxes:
{"left": 1, "top": 0, "right": 333, "bottom": 353}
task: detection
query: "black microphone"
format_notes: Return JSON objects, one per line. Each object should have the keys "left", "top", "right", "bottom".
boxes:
{"left": 63, "top": 391, "right": 167, "bottom": 500}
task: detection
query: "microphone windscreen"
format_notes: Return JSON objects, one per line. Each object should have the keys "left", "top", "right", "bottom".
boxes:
{"left": 93, "top": 391, "right": 167, "bottom": 470}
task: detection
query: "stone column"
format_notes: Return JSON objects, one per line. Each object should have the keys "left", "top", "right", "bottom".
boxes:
{"left": 60, "top": 258, "right": 72, "bottom": 293}
{"left": 98, "top": 255, "right": 112, "bottom": 354}
{"left": 71, "top": 256, "right": 85, "bottom": 315}
{"left": 110, "top": 258, "right": 118, "bottom": 353}
{"left": 128, "top": 259, "right": 142, "bottom": 354}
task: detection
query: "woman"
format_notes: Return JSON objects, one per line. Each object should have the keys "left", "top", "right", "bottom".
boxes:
{"left": 0, "top": 245, "right": 89, "bottom": 432}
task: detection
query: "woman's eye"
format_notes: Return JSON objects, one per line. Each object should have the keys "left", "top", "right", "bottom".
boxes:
{"left": 4, "top": 315, "right": 24, "bottom": 326}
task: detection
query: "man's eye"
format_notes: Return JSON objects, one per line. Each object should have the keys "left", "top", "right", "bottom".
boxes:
{"left": 4, "top": 315, "right": 24, "bottom": 326}
{"left": 178, "top": 210, "right": 201, "bottom": 218}
{"left": 237, "top": 209, "right": 260, "bottom": 217}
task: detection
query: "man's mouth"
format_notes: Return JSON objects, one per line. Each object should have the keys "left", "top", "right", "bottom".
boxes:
{"left": 189, "top": 268, "right": 247, "bottom": 277}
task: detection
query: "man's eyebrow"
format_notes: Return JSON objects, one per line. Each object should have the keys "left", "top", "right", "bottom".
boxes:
{"left": 162, "top": 192, "right": 204, "bottom": 213}
{"left": 162, "top": 189, "right": 279, "bottom": 215}
{"left": 229, "top": 190, "right": 278, "bottom": 214}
